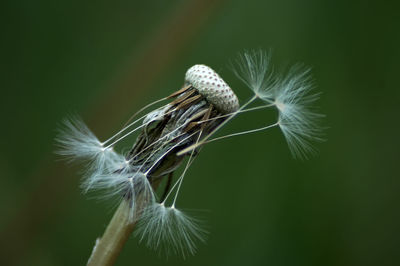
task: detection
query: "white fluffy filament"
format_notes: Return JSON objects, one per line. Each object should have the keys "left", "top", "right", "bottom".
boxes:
{"left": 135, "top": 203, "right": 206, "bottom": 257}
{"left": 233, "top": 50, "right": 323, "bottom": 159}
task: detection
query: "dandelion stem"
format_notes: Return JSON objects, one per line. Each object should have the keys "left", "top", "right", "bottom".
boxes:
{"left": 87, "top": 199, "right": 136, "bottom": 266}
{"left": 87, "top": 177, "right": 163, "bottom": 266}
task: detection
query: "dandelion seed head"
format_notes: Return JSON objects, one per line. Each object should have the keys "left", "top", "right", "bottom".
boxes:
{"left": 185, "top": 64, "right": 239, "bottom": 113}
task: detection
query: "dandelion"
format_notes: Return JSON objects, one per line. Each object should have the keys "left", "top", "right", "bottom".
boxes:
{"left": 56, "top": 49, "right": 322, "bottom": 264}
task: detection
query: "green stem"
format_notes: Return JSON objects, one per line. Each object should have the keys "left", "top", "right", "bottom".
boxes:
{"left": 87, "top": 199, "right": 136, "bottom": 266}
{"left": 87, "top": 178, "right": 163, "bottom": 266}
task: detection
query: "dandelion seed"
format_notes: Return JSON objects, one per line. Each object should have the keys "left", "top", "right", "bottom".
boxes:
{"left": 136, "top": 203, "right": 206, "bottom": 257}
{"left": 56, "top": 116, "right": 106, "bottom": 161}
{"left": 273, "top": 66, "right": 324, "bottom": 158}
{"left": 233, "top": 49, "right": 276, "bottom": 100}
{"left": 231, "top": 50, "right": 323, "bottom": 159}
{"left": 56, "top": 116, "right": 126, "bottom": 191}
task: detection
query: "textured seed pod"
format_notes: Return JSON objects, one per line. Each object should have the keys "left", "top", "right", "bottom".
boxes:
{"left": 185, "top": 65, "right": 239, "bottom": 114}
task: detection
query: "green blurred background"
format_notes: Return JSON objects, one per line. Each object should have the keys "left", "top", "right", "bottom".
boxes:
{"left": 2, "top": 0, "right": 399, "bottom": 265}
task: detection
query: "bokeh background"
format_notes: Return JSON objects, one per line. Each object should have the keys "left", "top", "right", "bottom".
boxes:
{"left": 2, "top": 0, "right": 399, "bottom": 265}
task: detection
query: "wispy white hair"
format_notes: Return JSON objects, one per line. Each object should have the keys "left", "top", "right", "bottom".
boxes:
{"left": 234, "top": 50, "right": 323, "bottom": 159}
{"left": 56, "top": 116, "right": 104, "bottom": 161}
{"left": 56, "top": 116, "right": 128, "bottom": 191}
{"left": 233, "top": 49, "right": 275, "bottom": 100}
{"left": 87, "top": 172, "right": 155, "bottom": 220}
{"left": 135, "top": 203, "right": 206, "bottom": 257}
{"left": 273, "top": 66, "right": 323, "bottom": 159}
